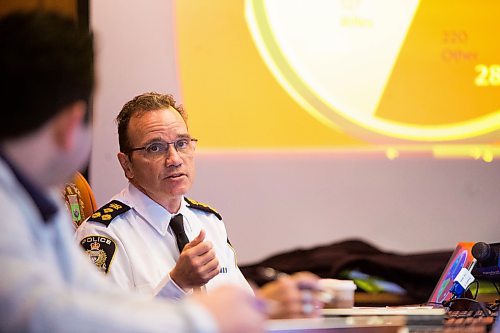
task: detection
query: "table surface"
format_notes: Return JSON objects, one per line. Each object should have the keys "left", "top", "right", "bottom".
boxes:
{"left": 266, "top": 316, "right": 406, "bottom": 333}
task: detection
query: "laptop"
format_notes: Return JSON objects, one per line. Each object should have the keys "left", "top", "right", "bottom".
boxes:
{"left": 268, "top": 243, "right": 485, "bottom": 332}
{"left": 427, "top": 242, "right": 476, "bottom": 304}
{"left": 322, "top": 241, "right": 476, "bottom": 317}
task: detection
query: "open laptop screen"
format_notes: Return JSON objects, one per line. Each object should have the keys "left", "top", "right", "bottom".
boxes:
{"left": 428, "top": 242, "right": 475, "bottom": 304}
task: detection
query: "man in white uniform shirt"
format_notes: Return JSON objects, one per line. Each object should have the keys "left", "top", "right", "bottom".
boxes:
{"left": 76, "top": 92, "right": 324, "bottom": 319}
{"left": 0, "top": 11, "right": 264, "bottom": 333}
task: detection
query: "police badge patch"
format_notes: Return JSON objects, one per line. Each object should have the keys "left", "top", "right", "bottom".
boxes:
{"left": 80, "top": 235, "right": 116, "bottom": 273}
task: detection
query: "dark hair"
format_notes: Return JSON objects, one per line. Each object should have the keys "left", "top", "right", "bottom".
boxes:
{"left": 0, "top": 11, "right": 94, "bottom": 141}
{"left": 116, "top": 92, "right": 187, "bottom": 153}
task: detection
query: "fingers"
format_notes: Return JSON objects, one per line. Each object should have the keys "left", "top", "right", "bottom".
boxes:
{"left": 291, "top": 272, "right": 324, "bottom": 318}
{"left": 170, "top": 256, "right": 219, "bottom": 289}
{"left": 299, "top": 289, "right": 323, "bottom": 317}
{"left": 184, "top": 230, "right": 215, "bottom": 257}
{"left": 258, "top": 272, "right": 324, "bottom": 319}
{"left": 290, "top": 271, "right": 321, "bottom": 291}
{"left": 184, "top": 229, "right": 206, "bottom": 250}
{"left": 258, "top": 275, "right": 298, "bottom": 318}
{"left": 170, "top": 231, "right": 220, "bottom": 289}
{"left": 193, "top": 253, "right": 220, "bottom": 281}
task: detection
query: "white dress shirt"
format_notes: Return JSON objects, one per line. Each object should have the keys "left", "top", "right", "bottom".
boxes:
{"left": 75, "top": 183, "right": 252, "bottom": 299}
{"left": 0, "top": 156, "right": 217, "bottom": 333}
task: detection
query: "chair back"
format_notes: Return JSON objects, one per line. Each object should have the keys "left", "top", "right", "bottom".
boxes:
{"left": 63, "top": 172, "right": 97, "bottom": 229}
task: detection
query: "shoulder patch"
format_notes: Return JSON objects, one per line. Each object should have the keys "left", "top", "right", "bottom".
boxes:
{"left": 88, "top": 200, "right": 130, "bottom": 227}
{"left": 184, "top": 197, "right": 222, "bottom": 220}
{"left": 80, "top": 235, "right": 116, "bottom": 273}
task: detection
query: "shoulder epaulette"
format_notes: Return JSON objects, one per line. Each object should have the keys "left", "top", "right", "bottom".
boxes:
{"left": 88, "top": 200, "right": 130, "bottom": 227}
{"left": 184, "top": 197, "right": 222, "bottom": 220}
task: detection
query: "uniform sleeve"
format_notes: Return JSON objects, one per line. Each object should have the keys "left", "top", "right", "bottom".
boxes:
{"left": 76, "top": 217, "right": 190, "bottom": 300}
{"left": 226, "top": 243, "right": 254, "bottom": 294}
{"left": 75, "top": 219, "right": 136, "bottom": 292}
{"left": 0, "top": 192, "right": 218, "bottom": 333}
{"left": 218, "top": 218, "right": 254, "bottom": 294}
{"left": 154, "top": 272, "right": 192, "bottom": 300}
{"left": 0, "top": 242, "right": 219, "bottom": 333}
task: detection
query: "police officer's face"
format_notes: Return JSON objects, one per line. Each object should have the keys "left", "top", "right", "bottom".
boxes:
{"left": 119, "top": 107, "right": 195, "bottom": 209}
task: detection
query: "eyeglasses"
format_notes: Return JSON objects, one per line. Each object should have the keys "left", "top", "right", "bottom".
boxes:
{"left": 127, "top": 137, "right": 198, "bottom": 159}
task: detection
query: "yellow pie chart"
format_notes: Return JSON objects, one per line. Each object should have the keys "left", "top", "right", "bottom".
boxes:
{"left": 245, "top": 0, "right": 500, "bottom": 142}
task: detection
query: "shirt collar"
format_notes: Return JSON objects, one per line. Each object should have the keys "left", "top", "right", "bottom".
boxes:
{"left": 0, "top": 150, "right": 58, "bottom": 223}
{"left": 124, "top": 183, "right": 188, "bottom": 236}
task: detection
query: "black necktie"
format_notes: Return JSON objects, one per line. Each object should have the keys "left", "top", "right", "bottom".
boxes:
{"left": 170, "top": 214, "right": 189, "bottom": 253}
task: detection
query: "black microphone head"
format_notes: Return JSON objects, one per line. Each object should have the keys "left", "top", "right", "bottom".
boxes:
{"left": 471, "top": 242, "right": 500, "bottom": 281}
{"left": 472, "top": 242, "right": 491, "bottom": 262}
{"left": 472, "top": 242, "right": 500, "bottom": 268}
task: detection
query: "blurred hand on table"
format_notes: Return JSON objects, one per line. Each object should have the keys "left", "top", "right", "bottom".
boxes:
{"left": 258, "top": 271, "right": 325, "bottom": 319}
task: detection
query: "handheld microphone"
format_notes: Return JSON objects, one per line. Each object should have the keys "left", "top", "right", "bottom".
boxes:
{"left": 471, "top": 242, "right": 500, "bottom": 281}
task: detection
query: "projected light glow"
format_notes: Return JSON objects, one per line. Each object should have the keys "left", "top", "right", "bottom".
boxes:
{"left": 175, "top": 0, "right": 500, "bottom": 159}
{"left": 245, "top": 0, "right": 500, "bottom": 142}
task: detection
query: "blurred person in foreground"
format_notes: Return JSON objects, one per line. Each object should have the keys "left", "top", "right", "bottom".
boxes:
{"left": 75, "top": 92, "right": 324, "bottom": 319}
{"left": 0, "top": 11, "right": 264, "bottom": 333}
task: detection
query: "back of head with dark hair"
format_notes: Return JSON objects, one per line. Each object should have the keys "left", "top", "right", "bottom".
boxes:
{"left": 0, "top": 11, "right": 94, "bottom": 141}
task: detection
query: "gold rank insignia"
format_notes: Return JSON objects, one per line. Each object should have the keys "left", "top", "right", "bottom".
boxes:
{"left": 88, "top": 200, "right": 131, "bottom": 227}
{"left": 184, "top": 197, "right": 222, "bottom": 220}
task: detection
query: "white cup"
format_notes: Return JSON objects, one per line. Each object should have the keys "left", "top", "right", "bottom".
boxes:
{"left": 318, "top": 279, "right": 357, "bottom": 308}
